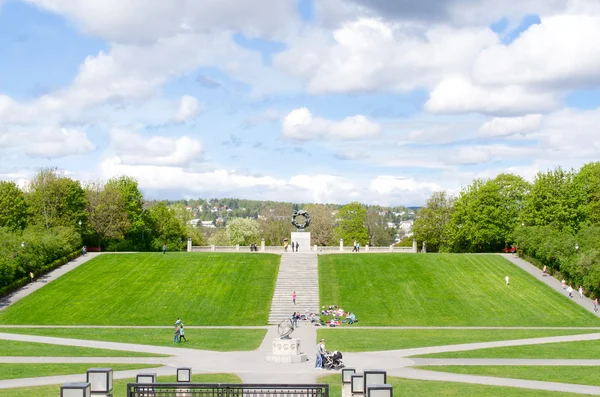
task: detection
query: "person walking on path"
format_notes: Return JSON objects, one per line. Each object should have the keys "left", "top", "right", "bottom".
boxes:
{"left": 175, "top": 317, "right": 182, "bottom": 326}
{"left": 295, "top": 242, "right": 299, "bottom": 252}
{"left": 29, "top": 272, "right": 34, "bottom": 283}
{"left": 594, "top": 298, "right": 598, "bottom": 313}
{"left": 82, "top": 246, "right": 87, "bottom": 256}
{"left": 505, "top": 275, "right": 510, "bottom": 286}
{"left": 542, "top": 265, "right": 547, "bottom": 276}
{"left": 315, "top": 339, "right": 325, "bottom": 369}
{"left": 292, "top": 291, "right": 296, "bottom": 305}
{"left": 163, "top": 244, "right": 167, "bottom": 254}
{"left": 567, "top": 285, "right": 574, "bottom": 298}
{"left": 562, "top": 279, "right": 566, "bottom": 289}
{"left": 352, "top": 241, "right": 357, "bottom": 252}
{"left": 357, "top": 242, "right": 360, "bottom": 252}
{"left": 578, "top": 286, "right": 584, "bottom": 299}
{"left": 179, "top": 325, "right": 187, "bottom": 342}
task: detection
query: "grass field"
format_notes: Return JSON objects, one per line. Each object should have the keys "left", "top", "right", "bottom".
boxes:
{"left": 316, "top": 329, "right": 600, "bottom": 352}
{"left": 318, "top": 374, "right": 581, "bottom": 397}
{"left": 416, "top": 366, "right": 600, "bottom": 387}
{"left": 0, "top": 339, "right": 164, "bottom": 357}
{"left": 0, "top": 328, "right": 266, "bottom": 351}
{"left": 0, "top": 253, "right": 280, "bottom": 325}
{"left": 0, "top": 363, "right": 159, "bottom": 380}
{"left": 0, "top": 373, "right": 241, "bottom": 397}
{"left": 319, "top": 254, "right": 599, "bottom": 326}
{"left": 416, "top": 338, "right": 600, "bottom": 359}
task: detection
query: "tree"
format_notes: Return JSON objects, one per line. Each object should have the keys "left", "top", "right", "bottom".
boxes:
{"left": 106, "top": 176, "right": 147, "bottom": 249}
{"left": 446, "top": 174, "right": 530, "bottom": 252}
{"left": 412, "top": 191, "right": 454, "bottom": 252}
{"left": 366, "top": 208, "right": 394, "bottom": 246}
{"left": 208, "top": 229, "right": 231, "bottom": 246}
{"left": 573, "top": 162, "right": 600, "bottom": 225}
{"left": 521, "top": 167, "right": 583, "bottom": 233}
{"left": 26, "top": 168, "right": 87, "bottom": 229}
{"left": 85, "top": 182, "right": 130, "bottom": 246}
{"left": 334, "top": 202, "right": 368, "bottom": 246}
{"left": 227, "top": 217, "right": 261, "bottom": 246}
{"left": 147, "top": 202, "right": 186, "bottom": 251}
{"left": 304, "top": 204, "right": 334, "bottom": 246}
{"left": 260, "top": 204, "right": 294, "bottom": 246}
{"left": 0, "top": 181, "right": 28, "bottom": 231}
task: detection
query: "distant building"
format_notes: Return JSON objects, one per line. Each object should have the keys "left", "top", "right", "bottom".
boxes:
{"left": 399, "top": 219, "right": 414, "bottom": 237}
{"left": 386, "top": 222, "right": 396, "bottom": 229}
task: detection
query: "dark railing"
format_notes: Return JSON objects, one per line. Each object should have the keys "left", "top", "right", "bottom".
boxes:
{"left": 127, "top": 383, "right": 329, "bottom": 397}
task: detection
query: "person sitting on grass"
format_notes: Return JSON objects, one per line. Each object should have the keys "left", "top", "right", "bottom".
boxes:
{"left": 348, "top": 312, "right": 357, "bottom": 324}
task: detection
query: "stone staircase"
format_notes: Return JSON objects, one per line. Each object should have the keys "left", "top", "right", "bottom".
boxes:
{"left": 268, "top": 253, "right": 320, "bottom": 324}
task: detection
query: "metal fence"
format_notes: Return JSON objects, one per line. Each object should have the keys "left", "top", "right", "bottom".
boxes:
{"left": 127, "top": 383, "right": 329, "bottom": 397}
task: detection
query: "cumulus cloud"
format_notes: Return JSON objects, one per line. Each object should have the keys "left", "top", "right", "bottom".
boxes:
{"left": 173, "top": 95, "right": 201, "bottom": 122}
{"left": 425, "top": 77, "right": 559, "bottom": 115}
{"left": 0, "top": 127, "right": 95, "bottom": 158}
{"left": 283, "top": 107, "right": 381, "bottom": 141}
{"left": 108, "top": 129, "right": 203, "bottom": 166}
{"left": 479, "top": 114, "right": 543, "bottom": 137}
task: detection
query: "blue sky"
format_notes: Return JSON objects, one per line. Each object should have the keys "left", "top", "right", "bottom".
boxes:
{"left": 1, "top": 0, "right": 600, "bottom": 205}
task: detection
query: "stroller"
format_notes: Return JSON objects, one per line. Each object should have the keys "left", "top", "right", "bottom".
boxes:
{"left": 323, "top": 351, "right": 344, "bottom": 370}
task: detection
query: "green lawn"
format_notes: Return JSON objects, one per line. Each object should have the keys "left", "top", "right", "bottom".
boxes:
{"left": 0, "top": 253, "right": 280, "bottom": 325}
{"left": 0, "top": 363, "right": 159, "bottom": 380}
{"left": 0, "top": 373, "right": 241, "bottom": 397}
{"left": 0, "top": 328, "right": 266, "bottom": 351}
{"left": 416, "top": 339, "right": 600, "bottom": 359}
{"left": 318, "top": 374, "right": 582, "bottom": 397}
{"left": 0, "top": 339, "right": 163, "bottom": 357}
{"left": 316, "top": 329, "right": 600, "bottom": 352}
{"left": 416, "top": 366, "right": 600, "bottom": 387}
{"left": 319, "top": 254, "right": 599, "bottom": 326}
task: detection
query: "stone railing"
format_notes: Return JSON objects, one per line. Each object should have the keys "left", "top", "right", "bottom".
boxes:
{"left": 190, "top": 244, "right": 416, "bottom": 253}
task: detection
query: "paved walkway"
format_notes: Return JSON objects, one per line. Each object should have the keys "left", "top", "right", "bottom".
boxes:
{"left": 501, "top": 254, "right": 600, "bottom": 317}
{"left": 0, "top": 253, "right": 102, "bottom": 311}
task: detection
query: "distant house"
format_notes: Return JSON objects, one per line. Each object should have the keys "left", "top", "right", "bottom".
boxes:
{"left": 386, "top": 222, "right": 396, "bottom": 229}
{"left": 201, "top": 221, "right": 216, "bottom": 228}
{"left": 399, "top": 219, "right": 414, "bottom": 237}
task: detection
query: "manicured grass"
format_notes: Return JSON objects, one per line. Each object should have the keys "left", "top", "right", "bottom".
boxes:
{"left": 0, "top": 363, "right": 159, "bottom": 380}
{"left": 416, "top": 366, "right": 600, "bottom": 387}
{"left": 316, "top": 329, "right": 600, "bottom": 352}
{"left": 0, "top": 253, "right": 280, "bottom": 325}
{"left": 0, "top": 339, "right": 163, "bottom": 357}
{"left": 318, "top": 254, "right": 600, "bottom": 326}
{"left": 416, "top": 339, "right": 600, "bottom": 359}
{"left": 0, "top": 373, "right": 241, "bottom": 397}
{"left": 318, "top": 374, "right": 580, "bottom": 397}
{"left": 0, "top": 328, "right": 267, "bottom": 351}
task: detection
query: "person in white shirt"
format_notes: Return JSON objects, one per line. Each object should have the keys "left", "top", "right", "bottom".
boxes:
{"left": 567, "top": 285, "right": 573, "bottom": 298}
{"left": 562, "top": 279, "right": 566, "bottom": 289}
{"left": 578, "top": 286, "right": 583, "bottom": 299}
{"left": 505, "top": 275, "right": 509, "bottom": 286}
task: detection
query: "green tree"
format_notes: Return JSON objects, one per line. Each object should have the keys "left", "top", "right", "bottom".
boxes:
{"left": 412, "top": 191, "right": 455, "bottom": 252}
{"left": 105, "top": 176, "right": 147, "bottom": 249}
{"left": 0, "top": 181, "right": 28, "bottom": 231}
{"left": 147, "top": 202, "right": 186, "bottom": 251}
{"left": 208, "top": 229, "right": 231, "bottom": 246}
{"left": 334, "top": 202, "right": 368, "bottom": 246}
{"left": 366, "top": 208, "right": 394, "bottom": 246}
{"left": 521, "top": 167, "right": 583, "bottom": 233}
{"left": 85, "top": 182, "right": 130, "bottom": 246}
{"left": 573, "top": 162, "right": 600, "bottom": 225}
{"left": 227, "top": 217, "right": 261, "bottom": 246}
{"left": 27, "top": 168, "right": 87, "bottom": 229}
{"left": 260, "top": 204, "right": 294, "bottom": 246}
{"left": 304, "top": 204, "right": 334, "bottom": 246}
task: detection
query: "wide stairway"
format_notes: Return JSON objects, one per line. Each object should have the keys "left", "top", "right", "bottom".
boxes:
{"left": 268, "top": 253, "right": 320, "bottom": 324}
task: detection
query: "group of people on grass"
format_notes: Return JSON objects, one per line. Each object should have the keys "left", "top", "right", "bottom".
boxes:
{"left": 174, "top": 317, "right": 188, "bottom": 343}
{"left": 320, "top": 305, "right": 357, "bottom": 326}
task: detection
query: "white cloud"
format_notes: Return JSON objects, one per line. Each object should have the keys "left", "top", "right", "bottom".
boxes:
{"left": 26, "top": 0, "right": 298, "bottom": 44}
{"left": 275, "top": 18, "right": 497, "bottom": 94}
{"left": 108, "top": 129, "right": 203, "bottom": 166}
{"left": 173, "top": 95, "right": 201, "bottom": 122}
{"left": 473, "top": 14, "right": 600, "bottom": 89}
{"left": 283, "top": 107, "right": 381, "bottom": 141}
{"left": 425, "top": 77, "right": 559, "bottom": 115}
{"left": 0, "top": 127, "right": 95, "bottom": 158}
{"left": 479, "top": 114, "right": 543, "bottom": 137}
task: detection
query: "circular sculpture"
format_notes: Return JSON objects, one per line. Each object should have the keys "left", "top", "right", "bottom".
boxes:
{"left": 291, "top": 209, "right": 311, "bottom": 229}
{"left": 278, "top": 319, "right": 294, "bottom": 339}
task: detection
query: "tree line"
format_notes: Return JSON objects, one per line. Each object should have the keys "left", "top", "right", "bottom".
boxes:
{"left": 412, "top": 162, "right": 600, "bottom": 298}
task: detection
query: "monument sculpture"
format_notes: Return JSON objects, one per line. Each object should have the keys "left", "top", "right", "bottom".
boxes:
{"left": 266, "top": 319, "right": 307, "bottom": 363}
{"left": 290, "top": 209, "right": 311, "bottom": 252}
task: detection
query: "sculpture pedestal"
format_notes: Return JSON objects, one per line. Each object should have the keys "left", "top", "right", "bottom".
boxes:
{"left": 266, "top": 338, "right": 308, "bottom": 364}
{"left": 290, "top": 232, "right": 311, "bottom": 252}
